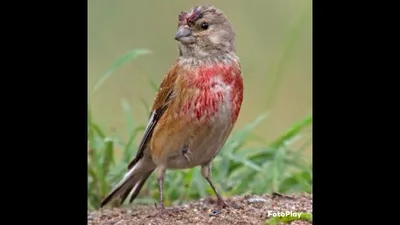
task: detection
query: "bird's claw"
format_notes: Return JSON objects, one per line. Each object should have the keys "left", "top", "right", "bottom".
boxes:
{"left": 217, "top": 198, "right": 229, "bottom": 209}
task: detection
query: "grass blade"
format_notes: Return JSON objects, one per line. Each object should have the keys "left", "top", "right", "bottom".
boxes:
{"left": 224, "top": 113, "right": 268, "bottom": 153}
{"left": 123, "top": 126, "right": 146, "bottom": 163}
{"left": 264, "top": 2, "right": 312, "bottom": 109}
{"left": 102, "top": 137, "right": 115, "bottom": 175}
{"left": 139, "top": 96, "right": 150, "bottom": 116}
{"left": 123, "top": 133, "right": 136, "bottom": 163}
{"left": 226, "top": 152, "right": 263, "bottom": 172}
{"left": 270, "top": 115, "right": 312, "bottom": 149}
{"left": 121, "top": 99, "right": 135, "bottom": 135}
{"left": 91, "top": 123, "right": 106, "bottom": 139}
{"left": 148, "top": 78, "right": 159, "bottom": 92}
{"left": 91, "top": 49, "right": 151, "bottom": 95}
{"left": 88, "top": 106, "right": 95, "bottom": 149}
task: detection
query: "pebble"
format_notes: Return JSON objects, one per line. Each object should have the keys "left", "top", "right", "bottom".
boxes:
{"left": 247, "top": 197, "right": 267, "bottom": 203}
{"left": 209, "top": 209, "right": 221, "bottom": 217}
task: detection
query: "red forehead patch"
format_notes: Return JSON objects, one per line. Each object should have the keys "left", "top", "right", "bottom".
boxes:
{"left": 186, "top": 8, "right": 202, "bottom": 24}
{"left": 178, "top": 11, "right": 187, "bottom": 23}
{"left": 178, "top": 7, "right": 202, "bottom": 26}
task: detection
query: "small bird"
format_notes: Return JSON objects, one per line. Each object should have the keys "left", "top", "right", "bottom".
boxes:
{"left": 100, "top": 5, "right": 244, "bottom": 211}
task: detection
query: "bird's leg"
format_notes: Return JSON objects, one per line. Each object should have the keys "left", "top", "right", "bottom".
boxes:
{"left": 201, "top": 164, "right": 228, "bottom": 208}
{"left": 157, "top": 178, "right": 165, "bottom": 209}
{"left": 147, "top": 167, "right": 167, "bottom": 218}
{"left": 156, "top": 167, "right": 166, "bottom": 211}
{"left": 149, "top": 167, "right": 186, "bottom": 217}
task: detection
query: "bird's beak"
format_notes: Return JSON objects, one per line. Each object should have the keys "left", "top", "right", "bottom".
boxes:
{"left": 174, "top": 26, "right": 192, "bottom": 42}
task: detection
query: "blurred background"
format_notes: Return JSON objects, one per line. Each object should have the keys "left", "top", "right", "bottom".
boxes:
{"left": 88, "top": 0, "right": 312, "bottom": 210}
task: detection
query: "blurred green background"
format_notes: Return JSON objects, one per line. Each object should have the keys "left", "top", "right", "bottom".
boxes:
{"left": 88, "top": 0, "right": 312, "bottom": 210}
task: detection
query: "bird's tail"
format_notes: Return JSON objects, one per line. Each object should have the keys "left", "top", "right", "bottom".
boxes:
{"left": 100, "top": 158, "right": 155, "bottom": 208}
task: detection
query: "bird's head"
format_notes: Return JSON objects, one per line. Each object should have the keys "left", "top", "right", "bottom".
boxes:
{"left": 175, "top": 5, "right": 236, "bottom": 58}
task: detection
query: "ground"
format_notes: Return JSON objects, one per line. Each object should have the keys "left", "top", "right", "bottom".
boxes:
{"left": 88, "top": 193, "right": 312, "bottom": 225}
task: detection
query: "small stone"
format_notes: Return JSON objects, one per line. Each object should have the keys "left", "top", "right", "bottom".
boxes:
{"left": 247, "top": 197, "right": 267, "bottom": 203}
{"left": 209, "top": 209, "right": 221, "bottom": 217}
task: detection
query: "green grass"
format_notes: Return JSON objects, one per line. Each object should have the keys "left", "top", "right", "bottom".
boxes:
{"left": 87, "top": 49, "right": 312, "bottom": 210}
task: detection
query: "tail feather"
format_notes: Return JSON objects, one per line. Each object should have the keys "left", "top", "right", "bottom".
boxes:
{"left": 100, "top": 160, "right": 155, "bottom": 208}
{"left": 129, "top": 169, "right": 154, "bottom": 203}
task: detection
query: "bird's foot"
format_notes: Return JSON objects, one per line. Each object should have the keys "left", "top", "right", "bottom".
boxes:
{"left": 214, "top": 197, "right": 241, "bottom": 210}
{"left": 217, "top": 197, "right": 229, "bottom": 209}
{"left": 207, "top": 198, "right": 229, "bottom": 217}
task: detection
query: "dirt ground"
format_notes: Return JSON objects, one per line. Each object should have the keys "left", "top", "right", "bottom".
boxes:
{"left": 88, "top": 193, "right": 312, "bottom": 225}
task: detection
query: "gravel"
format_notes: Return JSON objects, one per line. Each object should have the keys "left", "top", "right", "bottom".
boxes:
{"left": 88, "top": 193, "right": 312, "bottom": 225}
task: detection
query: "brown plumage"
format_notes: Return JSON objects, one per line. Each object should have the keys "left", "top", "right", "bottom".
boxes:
{"left": 100, "top": 5, "right": 244, "bottom": 212}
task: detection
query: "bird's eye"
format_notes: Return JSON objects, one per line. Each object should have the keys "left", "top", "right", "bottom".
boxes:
{"left": 200, "top": 22, "right": 209, "bottom": 30}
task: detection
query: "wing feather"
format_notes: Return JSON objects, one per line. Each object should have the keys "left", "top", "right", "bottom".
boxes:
{"left": 127, "top": 63, "right": 179, "bottom": 169}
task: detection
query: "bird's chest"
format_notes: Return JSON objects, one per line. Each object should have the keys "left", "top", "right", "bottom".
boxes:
{"left": 181, "top": 90, "right": 232, "bottom": 124}
{"left": 178, "top": 71, "right": 236, "bottom": 124}
{"left": 165, "top": 72, "right": 239, "bottom": 169}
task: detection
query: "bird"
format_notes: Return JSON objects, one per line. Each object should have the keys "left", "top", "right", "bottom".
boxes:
{"left": 100, "top": 5, "right": 244, "bottom": 212}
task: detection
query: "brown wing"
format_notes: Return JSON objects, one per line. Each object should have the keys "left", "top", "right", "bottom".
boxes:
{"left": 127, "top": 63, "right": 180, "bottom": 169}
